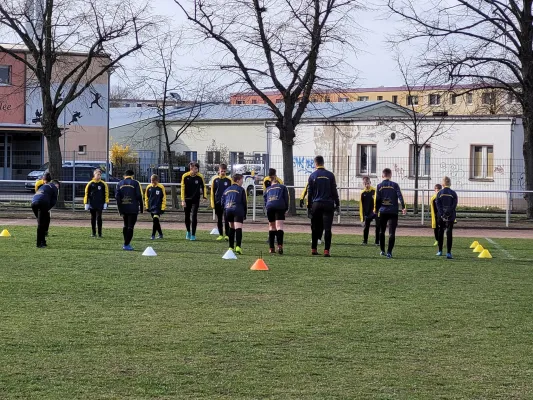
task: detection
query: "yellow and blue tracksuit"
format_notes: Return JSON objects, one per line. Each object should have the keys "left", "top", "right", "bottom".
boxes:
{"left": 84, "top": 179, "right": 109, "bottom": 210}
{"left": 34, "top": 179, "right": 44, "bottom": 192}
{"left": 145, "top": 182, "right": 167, "bottom": 238}
{"left": 360, "top": 186, "right": 379, "bottom": 244}
{"left": 211, "top": 175, "right": 233, "bottom": 237}
{"left": 264, "top": 184, "right": 290, "bottom": 212}
{"left": 115, "top": 176, "right": 143, "bottom": 246}
{"left": 436, "top": 186, "right": 458, "bottom": 254}
{"left": 375, "top": 179, "right": 405, "bottom": 255}
{"left": 180, "top": 172, "right": 206, "bottom": 236}
{"left": 430, "top": 193, "right": 439, "bottom": 241}
{"left": 222, "top": 184, "right": 247, "bottom": 249}
{"left": 262, "top": 176, "right": 283, "bottom": 192}
{"left": 31, "top": 183, "right": 58, "bottom": 247}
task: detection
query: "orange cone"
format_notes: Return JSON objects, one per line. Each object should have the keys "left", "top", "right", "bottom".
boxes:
{"left": 250, "top": 258, "right": 269, "bottom": 271}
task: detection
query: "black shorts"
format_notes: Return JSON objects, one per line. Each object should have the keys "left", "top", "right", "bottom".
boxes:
{"left": 266, "top": 208, "right": 286, "bottom": 222}
{"left": 225, "top": 210, "right": 244, "bottom": 223}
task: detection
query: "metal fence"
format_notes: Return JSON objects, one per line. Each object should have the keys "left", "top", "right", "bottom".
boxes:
{"left": 1, "top": 179, "right": 531, "bottom": 228}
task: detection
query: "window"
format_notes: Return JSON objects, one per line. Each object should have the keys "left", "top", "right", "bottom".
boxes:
{"left": 466, "top": 93, "right": 473, "bottom": 104}
{"left": 0, "top": 65, "right": 11, "bottom": 85}
{"left": 471, "top": 145, "right": 494, "bottom": 179}
{"left": 482, "top": 92, "right": 496, "bottom": 105}
{"left": 125, "top": 103, "right": 131, "bottom": 107}
{"left": 206, "top": 151, "right": 221, "bottom": 164}
{"left": 377, "top": 96, "right": 383, "bottom": 101}
{"left": 407, "top": 95, "right": 418, "bottom": 106}
{"left": 137, "top": 103, "right": 142, "bottom": 107}
{"left": 392, "top": 95, "right": 398, "bottom": 104}
{"left": 338, "top": 97, "right": 349, "bottom": 102}
{"left": 325, "top": 97, "right": 331, "bottom": 102}
{"left": 184, "top": 151, "right": 198, "bottom": 162}
{"left": 508, "top": 93, "right": 519, "bottom": 104}
{"left": 236, "top": 100, "right": 245, "bottom": 105}
{"left": 409, "top": 145, "right": 431, "bottom": 177}
{"left": 451, "top": 94, "right": 457, "bottom": 105}
{"left": 78, "top": 145, "right": 87, "bottom": 155}
{"left": 251, "top": 99, "right": 257, "bottom": 104}
{"left": 429, "top": 94, "right": 441, "bottom": 105}
{"left": 275, "top": 98, "right": 283, "bottom": 104}
{"left": 358, "top": 96, "right": 369, "bottom": 101}
{"left": 358, "top": 144, "right": 377, "bottom": 175}
{"left": 230, "top": 151, "right": 245, "bottom": 165}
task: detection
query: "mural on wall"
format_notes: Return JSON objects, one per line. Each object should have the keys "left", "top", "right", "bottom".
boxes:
{"left": 440, "top": 161, "right": 466, "bottom": 188}
{"left": 293, "top": 156, "right": 315, "bottom": 174}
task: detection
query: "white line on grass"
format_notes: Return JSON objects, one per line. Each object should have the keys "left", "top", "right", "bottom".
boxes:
{"left": 485, "top": 237, "right": 515, "bottom": 259}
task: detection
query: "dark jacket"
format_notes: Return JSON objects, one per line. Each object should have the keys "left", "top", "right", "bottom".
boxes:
{"left": 84, "top": 179, "right": 109, "bottom": 210}
{"left": 145, "top": 183, "right": 167, "bottom": 214}
{"left": 222, "top": 184, "right": 247, "bottom": 217}
{"left": 181, "top": 172, "right": 207, "bottom": 202}
{"left": 115, "top": 176, "right": 143, "bottom": 214}
{"left": 375, "top": 180, "right": 405, "bottom": 215}
{"left": 359, "top": 186, "right": 376, "bottom": 221}
{"left": 264, "top": 183, "right": 289, "bottom": 211}
{"left": 31, "top": 183, "right": 58, "bottom": 210}
{"left": 211, "top": 176, "right": 233, "bottom": 208}
{"left": 307, "top": 167, "right": 340, "bottom": 209}
{"left": 436, "top": 186, "right": 458, "bottom": 222}
{"left": 262, "top": 176, "right": 283, "bottom": 191}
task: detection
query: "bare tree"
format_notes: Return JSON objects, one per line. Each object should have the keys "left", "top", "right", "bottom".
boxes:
{"left": 174, "top": 0, "right": 362, "bottom": 213}
{"left": 379, "top": 55, "right": 454, "bottom": 213}
{"left": 388, "top": 0, "right": 533, "bottom": 217}
{"left": 110, "top": 84, "right": 136, "bottom": 107}
{"left": 0, "top": 0, "right": 154, "bottom": 193}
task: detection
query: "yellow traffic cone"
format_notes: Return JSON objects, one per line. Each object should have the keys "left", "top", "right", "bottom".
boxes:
{"left": 478, "top": 249, "right": 492, "bottom": 259}
{"left": 473, "top": 244, "right": 484, "bottom": 253}
{"left": 469, "top": 240, "right": 479, "bottom": 249}
{"left": 0, "top": 229, "right": 11, "bottom": 237}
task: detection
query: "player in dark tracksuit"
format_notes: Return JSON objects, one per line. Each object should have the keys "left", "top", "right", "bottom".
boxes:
{"left": 430, "top": 184, "right": 443, "bottom": 246}
{"left": 211, "top": 164, "right": 233, "bottom": 241}
{"left": 31, "top": 180, "right": 59, "bottom": 248}
{"left": 145, "top": 174, "right": 167, "bottom": 240}
{"left": 360, "top": 177, "right": 380, "bottom": 245}
{"left": 264, "top": 178, "right": 289, "bottom": 254}
{"left": 375, "top": 168, "right": 407, "bottom": 258}
{"left": 115, "top": 169, "right": 143, "bottom": 251}
{"left": 84, "top": 169, "right": 109, "bottom": 238}
{"left": 307, "top": 156, "right": 340, "bottom": 257}
{"left": 436, "top": 176, "right": 458, "bottom": 259}
{"left": 221, "top": 174, "right": 247, "bottom": 255}
{"left": 300, "top": 182, "right": 323, "bottom": 244}
{"left": 181, "top": 162, "right": 207, "bottom": 241}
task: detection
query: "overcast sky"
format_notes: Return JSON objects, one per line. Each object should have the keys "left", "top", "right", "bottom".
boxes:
{"left": 144, "top": 0, "right": 409, "bottom": 89}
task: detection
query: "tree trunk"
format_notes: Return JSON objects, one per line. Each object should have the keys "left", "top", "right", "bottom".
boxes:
{"left": 42, "top": 117, "right": 64, "bottom": 206}
{"left": 281, "top": 136, "right": 296, "bottom": 216}
{"left": 164, "top": 140, "right": 178, "bottom": 209}
{"left": 522, "top": 111, "right": 533, "bottom": 218}
{"left": 413, "top": 151, "right": 420, "bottom": 214}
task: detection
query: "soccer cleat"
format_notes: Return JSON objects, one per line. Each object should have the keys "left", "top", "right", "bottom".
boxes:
{"left": 386, "top": 253, "right": 392, "bottom": 259}
{"left": 216, "top": 235, "right": 224, "bottom": 241}
{"left": 186, "top": 232, "right": 191, "bottom": 240}
{"left": 190, "top": 235, "right": 196, "bottom": 241}
{"left": 98, "top": 234, "right": 103, "bottom": 238}
{"left": 361, "top": 241, "right": 368, "bottom": 246}
{"left": 380, "top": 251, "right": 385, "bottom": 256}
{"left": 446, "top": 253, "right": 453, "bottom": 259}
{"left": 311, "top": 249, "right": 319, "bottom": 256}
{"left": 224, "top": 236, "right": 229, "bottom": 241}
{"left": 36, "top": 244, "right": 43, "bottom": 248}
{"left": 123, "top": 244, "right": 134, "bottom": 251}
{"left": 151, "top": 235, "right": 155, "bottom": 240}
{"left": 269, "top": 248, "right": 276, "bottom": 254}
{"left": 324, "top": 250, "right": 331, "bottom": 257}
{"left": 91, "top": 234, "right": 96, "bottom": 238}
{"left": 374, "top": 242, "right": 380, "bottom": 246}
{"left": 41, "top": 241, "right": 47, "bottom": 247}
{"left": 235, "top": 246, "right": 242, "bottom": 255}
{"left": 157, "top": 234, "right": 163, "bottom": 240}
{"left": 433, "top": 241, "right": 438, "bottom": 246}
{"left": 278, "top": 246, "right": 283, "bottom": 255}
{"left": 436, "top": 251, "right": 442, "bottom": 256}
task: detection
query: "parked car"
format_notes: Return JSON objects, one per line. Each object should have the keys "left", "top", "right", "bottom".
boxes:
{"left": 25, "top": 161, "right": 109, "bottom": 191}
{"left": 230, "top": 163, "right": 265, "bottom": 195}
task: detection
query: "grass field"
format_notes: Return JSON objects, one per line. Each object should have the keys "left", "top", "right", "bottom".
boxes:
{"left": 0, "top": 226, "right": 532, "bottom": 399}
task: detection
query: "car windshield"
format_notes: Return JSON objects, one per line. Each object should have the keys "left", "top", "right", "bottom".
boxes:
{"left": 38, "top": 162, "right": 49, "bottom": 170}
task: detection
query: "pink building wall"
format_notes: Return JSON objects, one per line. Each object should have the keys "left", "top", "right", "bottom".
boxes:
{"left": 0, "top": 52, "right": 25, "bottom": 124}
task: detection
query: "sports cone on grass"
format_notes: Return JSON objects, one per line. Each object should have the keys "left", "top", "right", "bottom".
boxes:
{"left": 250, "top": 257, "right": 269, "bottom": 271}
{"left": 0, "top": 229, "right": 11, "bottom": 237}
{"left": 210, "top": 228, "right": 220, "bottom": 235}
{"left": 478, "top": 249, "right": 492, "bottom": 259}
{"left": 473, "top": 244, "right": 484, "bottom": 253}
{"left": 222, "top": 249, "right": 237, "bottom": 259}
{"left": 469, "top": 241, "right": 479, "bottom": 249}
{"left": 142, "top": 247, "right": 157, "bottom": 256}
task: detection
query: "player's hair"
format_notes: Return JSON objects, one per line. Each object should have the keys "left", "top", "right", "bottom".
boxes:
{"left": 443, "top": 176, "right": 451, "bottom": 186}
{"left": 314, "top": 156, "right": 325, "bottom": 166}
{"left": 232, "top": 173, "right": 243, "bottom": 182}
{"left": 151, "top": 174, "right": 159, "bottom": 181}
{"left": 189, "top": 162, "right": 200, "bottom": 169}
{"left": 268, "top": 168, "right": 277, "bottom": 177}
{"left": 363, "top": 176, "right": 371, "bottom": 183}
{"left": 219, "top": 163, "right": 227, "bottom": 170}
{"left": 382, "top": 168, "right": 392, "bottom": 178}
{"left": 124, "top": 169, "right": 134, "bottom": 176}
{"left": 42, "top": 172, "right": 52, "bottom": 182}
{"left": 51, "top": 179, "right": 60, "bottom": 188}
{"left": 94, "top": 168, "right": 102, "bottom": 175}
{"left": 435, "top": 183, "right": 443, "bottom": 190}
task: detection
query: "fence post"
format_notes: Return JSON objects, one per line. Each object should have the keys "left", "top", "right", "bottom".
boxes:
{"left": 337, "top": 188, "right": 342, "bottom": 224}
{"left": 420, "top": 189, "right": 424, "bottom": 225}
{"left": 506, "top": 190, "right": 511, "bottom": 228}
{"left": 252, "top": 184, "right": 257, "bottom": 222}
{"left": 72, "top": 151, "right": 76, "bottom": 210}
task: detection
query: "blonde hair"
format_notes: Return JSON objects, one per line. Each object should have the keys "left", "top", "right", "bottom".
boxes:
{"left": 443, "top": 176, "right": 451, "bottom": 187}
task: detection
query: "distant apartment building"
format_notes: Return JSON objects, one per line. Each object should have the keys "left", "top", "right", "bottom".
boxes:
{"left": 230, "top": 84, "right": 522, "bottom": 116}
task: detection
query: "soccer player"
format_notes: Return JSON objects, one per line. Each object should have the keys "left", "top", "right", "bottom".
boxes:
{"left": 34, "top": 174, "right": 46, "bottom": 192}
{"left": 83, "top": 169, "right": 109, "bottom": 238}
{"left": 360, "top": 176, "right": 380, "bottom": 246}
{"left": 307, "top": 156, "right": 340, "bottom": 257}
{"left": 300, "top": 182, "right": 323, "bottom": 245}
{"left": 31, "top": 179, "right": 59, "bottom": 248}
{"left": 145, "top": 174, "right": 167, "bottom": 240}
{"left": 211, "top": 163, "right": 232, "bottom": 241}
{"left": 115, "top": 169, "right": 143, "bottom": 251}
{"left": 181, "top": 162, "right": 207, "bottom": 241}
{"left": 436, "top": 176, "right": 458, "bottom": 259}
{"left": 264, "top": 174, "right": 289, "bottom": 254}
{"left": 430, "top": 183, "right": 443, "bottom": 246}
{"left": 375, "top": 168, "right": 407, "bottom": 259}
{"left": 262, "top": 168, "right": 284, "bottom": 191}
{"left": 221, "top": 173, "right": 247, "bottom": 255}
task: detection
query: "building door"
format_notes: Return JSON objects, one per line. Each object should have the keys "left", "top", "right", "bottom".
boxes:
{"left": 0, "top": 134, "right": 12, "bottom": 180}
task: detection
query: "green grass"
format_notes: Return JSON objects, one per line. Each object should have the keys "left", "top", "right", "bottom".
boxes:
{"left": 1, "top": 226, "right": 533, "bottom": 399}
